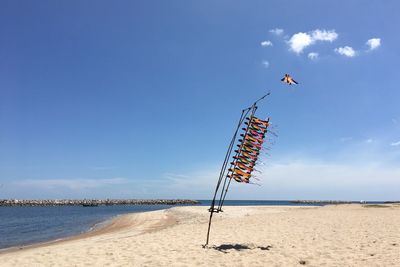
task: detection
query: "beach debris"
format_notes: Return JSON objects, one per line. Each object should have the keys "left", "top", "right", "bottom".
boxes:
{"left": 259, "top": 245, "right": 272, "bottom": 250}
{"left": 299, "top": 260, "right": 307, "bottom": 265}
{"left": 204, "top": 93, "right": 275, "bottom": 247}
{"left": 281, "top": 74, "right": 298, "bottom": 85}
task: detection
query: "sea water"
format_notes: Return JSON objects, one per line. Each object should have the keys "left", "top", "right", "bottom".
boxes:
{"left": 0, "top": 205, "right": 173, "bottom": 249}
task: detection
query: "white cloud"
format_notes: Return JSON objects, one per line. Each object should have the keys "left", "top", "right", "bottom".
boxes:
{"left": 288, "top": 29, "right": 338, "bottom": 54}
{"left": 366, "top": 139, "right": 373, "bottom": 143}
{"left": 262, "top": 60, "right": 270, "bottom": 68}
{"left": 288, "top": 32, "right": 313, "bottom": 53}
{"left": 366, "top": 38, "right": 381, "bottom": 51}
{"left": 269, "top": 28, "right": 284, "bottom": 35}
{"left": 261, "top": 40, "right": 273, "bottom": 47}
{"left": 390, "top": 141, "right": 400, "bottom": 146}
{"left": 308, "top": 52, "right": 319, "bottom": 60}
{"left": 311, "top": 29, "right": 338, "bottom": 42}
{"left": 335, "top": 46, "right": 356, "bottom": 57}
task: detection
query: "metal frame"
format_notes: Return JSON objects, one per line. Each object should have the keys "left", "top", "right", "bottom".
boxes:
{"left": 204, "top": 93, "right": 270, "bottom": 247}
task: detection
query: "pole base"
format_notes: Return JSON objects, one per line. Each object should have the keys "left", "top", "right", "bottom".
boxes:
{"left": 208, "top": 207, "right": 220, "bottom": 213}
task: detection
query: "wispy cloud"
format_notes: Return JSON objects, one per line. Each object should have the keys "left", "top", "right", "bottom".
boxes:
{"left": 261, "top": 40, "right": 273, "bottom": 47}
{"left": 91, "top": 166, "right": 115, "bottom": 171}
{"left": 335, "top": 46, "right": 356, "bottom": 57}
{"left": 251, "top": 159, "right": 400, "bottom": 199}
{"left": 366, "top": 38, "right": 381, "bottom": 51}
{"left": 14, "top": 177, "right": 129, "bottom": 190}
{"left": 262, "top": 60, "right": 270, "bottom": 68}
{"left": 5, "top": 154, "right": 400, "bottom": 200}
{"left": 390, "top": 141, "right": 400, "bottom": 146}
{"left": 269, "top": 28, "right": 284, "bottom": 36}
{"left": 160, "top": 157, "right": 400, "bottom": 200}
{"left": 340, "top": 137, "right": 353, "bottom": 142}
{"left": 163, "top": 170, "right": 220, "bottom": 199}
{"left": 308, "top": 52, "right": 319, "bottom": 60}
{"left": 164, "top": 171, "right": 216, "bottom": 189}
{"left": 366, "top": 138, "right": 373, "bottom": 143}
{"left": 288, "top": 29, "right": 338, "bottom": 54}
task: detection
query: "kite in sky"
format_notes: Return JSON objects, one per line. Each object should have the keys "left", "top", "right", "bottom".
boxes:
{"left": 281, "top": 74, "right": 298, "bottom": 85}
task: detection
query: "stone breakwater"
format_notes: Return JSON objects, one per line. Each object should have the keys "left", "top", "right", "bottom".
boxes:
{"left": 0, "top": 199, "right": 199, "bottom": 206}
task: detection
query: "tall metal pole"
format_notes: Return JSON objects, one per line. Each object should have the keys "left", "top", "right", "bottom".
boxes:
{"left": 216, "top": 107, "right": 254, "bottom": 211}
{"left": 218, "top": 105, "right": 258, "bottom": 211}
{"left": 204, "top": 109, "right": 249, "bottom": 247}
{"left": 204, "top": 93, "right": 270, "bottom": 247}
{"left": 217, "top": 92, "right": 269, "bottom": 211}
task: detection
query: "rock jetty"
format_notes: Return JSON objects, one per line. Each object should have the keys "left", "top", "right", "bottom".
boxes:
{"left": 0, "top": 199, "right": 199, "bottom": 207}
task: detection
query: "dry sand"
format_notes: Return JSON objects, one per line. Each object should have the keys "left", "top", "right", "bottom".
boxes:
{"left": 0, "top": 204, "right": 399, "bottom": 266}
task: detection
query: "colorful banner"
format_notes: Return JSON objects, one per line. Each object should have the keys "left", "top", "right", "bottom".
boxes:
{"left": 229, "top": 116, "right": 269, "bottom": 183}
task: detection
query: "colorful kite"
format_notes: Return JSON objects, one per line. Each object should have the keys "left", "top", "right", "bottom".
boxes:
{"left": 281, "top": 73, "right": 298, "bottom": 85}
{"left": 228, "top": 116, "right": 269, "bottom": 184}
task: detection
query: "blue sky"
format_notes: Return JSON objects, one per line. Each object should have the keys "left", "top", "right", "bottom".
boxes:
{"left": 1, "top": 0, "right": 399, "bottom": 200}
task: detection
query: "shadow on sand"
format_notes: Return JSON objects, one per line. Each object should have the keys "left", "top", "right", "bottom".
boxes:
{"left": 210, "top": 244, "right": 272, "bottom": 253}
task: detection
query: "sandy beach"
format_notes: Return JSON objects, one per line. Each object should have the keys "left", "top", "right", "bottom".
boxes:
{"left": 0, "top": 204, "right": 399, "bottom": 266}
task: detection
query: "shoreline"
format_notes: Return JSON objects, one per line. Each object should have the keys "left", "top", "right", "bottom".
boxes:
{"left": 0, "top": 204, "right": 368, "bottom": 254}
{"left": 1, "top": 203, "right": 396, "bottom": 253}
{"left": 0, "top": 200, "right": 322, "bottom": 252}
{"left": 0, "top": 204, "right": 302, "bottom": 255}
{"left": 0, "top": 204, "right": 398, "bottom": 266}
{"left": 0, "top": 207, "right": 175, "bottom": 254}
{"left": 0, "top": 202, "right": 313, "bottom": 253}
{"left": 0, "top": 213, "right": 116, "bottom": 254}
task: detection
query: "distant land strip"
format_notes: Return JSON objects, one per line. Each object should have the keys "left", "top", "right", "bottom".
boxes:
{"left": 290, "top": 200, "right": 400, "bottom": 204}
{"left": 291, "top": 200, "right": 354, "bottom": 204}
{"left": 0, "top": 199, "right": 200, "bottom": 206}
